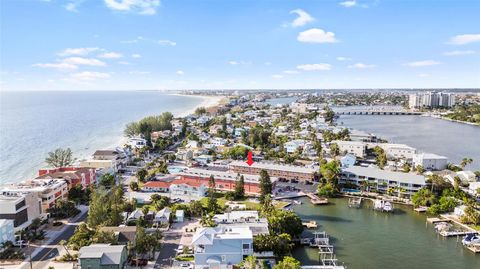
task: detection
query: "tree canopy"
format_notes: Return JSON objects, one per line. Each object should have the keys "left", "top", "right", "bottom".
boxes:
{"left": 45, "top": 148, "right": 75, "bottom": 167}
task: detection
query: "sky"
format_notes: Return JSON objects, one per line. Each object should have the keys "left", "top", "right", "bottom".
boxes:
{"left": 0, "top": 0, "right": 479, "bottom": 90}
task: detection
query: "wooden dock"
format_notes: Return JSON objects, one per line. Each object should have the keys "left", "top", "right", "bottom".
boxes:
{"left": 414, "top": 206, "right": 428, "bottom": 213}
{"left": 306, "top": 193, "right": 329, "bottom": 205}
{"left": 426, "top": 217, "right": 450, "bottom": 224}
{"left": 439, "top": 230, "right": 472, "bottom": 237}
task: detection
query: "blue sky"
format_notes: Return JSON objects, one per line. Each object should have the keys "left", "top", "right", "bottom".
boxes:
{"left": 1, "top": 0, "right": 479, "bottom": 90}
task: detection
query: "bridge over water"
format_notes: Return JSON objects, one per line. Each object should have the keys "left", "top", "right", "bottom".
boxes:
{"left": 337, "top": 111, "right": 423, "bottom": 116}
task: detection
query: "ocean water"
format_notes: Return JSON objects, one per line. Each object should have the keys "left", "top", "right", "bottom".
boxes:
{"left": 0, "top": 91, "right": 205, "bottom": 184}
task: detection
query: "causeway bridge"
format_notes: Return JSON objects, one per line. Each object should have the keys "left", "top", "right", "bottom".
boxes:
{"left": 336, "top": 111, "right": 423, "bottom": 116}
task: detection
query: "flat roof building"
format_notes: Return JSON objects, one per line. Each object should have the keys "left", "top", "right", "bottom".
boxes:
{"left": 229, "top": 160, "right": 316, "bottom": 182}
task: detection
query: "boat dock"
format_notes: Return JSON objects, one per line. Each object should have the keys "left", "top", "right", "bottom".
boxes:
{"left": 439, "top": 230, "right": 472, "bottom": 237}
{"left": 466, "top": 243, "right": 480, "bottom": 253}
{"left": 426, "top": 217, "right": 449, "bottom": 224}
{"left": 306, "top": 193, "right": 329, "bottom": 205}
{"left": 414, "top": 206, "right": 428, "bottom": 213}
{"left": 348, "top": 197, "right": 362, "bottom": 208}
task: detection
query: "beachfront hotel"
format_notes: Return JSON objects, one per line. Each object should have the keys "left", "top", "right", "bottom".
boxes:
{"left": 229, "top": 160, "right": 316, "bottom": 182}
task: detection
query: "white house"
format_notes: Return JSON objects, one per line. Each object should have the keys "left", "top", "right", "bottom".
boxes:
{"left": 175, "top": 210, "right": 184, "bottom": 222}
{"left": 154, "top": 207, "right": 171, "bottom": 226}
{"left": 191, "top": 227, "right": 253, "bottom": 269}
{"left": 378, "top": 143, "right": 417, "bottom": 160}
{"left": 128, "top": 137, "right": 147, "bottom": 149}
{"left": 412, "top": 153, "right": 448, "bottom": 171}
{"left": 285, "top": 140, "right": 305, "bottom": 153}
{"left": 334, "top": 140, "right": 367, "bottom": 158}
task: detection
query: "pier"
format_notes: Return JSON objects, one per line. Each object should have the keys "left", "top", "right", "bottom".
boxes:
{"left": 306, "top": 193, "right": 329, "bottom": 205}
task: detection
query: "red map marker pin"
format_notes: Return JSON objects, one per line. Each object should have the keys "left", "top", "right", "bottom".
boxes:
{"left": 246, "top": 150, "right": 254, "bottom": 166}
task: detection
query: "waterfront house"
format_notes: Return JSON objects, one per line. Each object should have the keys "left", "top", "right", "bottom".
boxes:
{"left": 0, "top": 191, "right": 41, "bottom": 230}
{"left": 0, "top": 219, "right": 15, "bottom": 245}
{"left": 334, "top": 140, "right": 367, "bottom": 158}
{"left": 341, "top": 166, "right": 426, "bottom": 197}
{"left": 191, "top": 227, "right": 253, "bottom": 269}
{"left": 78, "top": 244, "right": 127, "bottom": 269}
{"left": 412, "top": 153, "right": 448, "bottom": 171}
{"left": 127, "top": 209, "right": 144, "bottom": 222}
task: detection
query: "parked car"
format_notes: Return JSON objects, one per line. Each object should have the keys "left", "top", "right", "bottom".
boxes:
{"left": 179, "top": 263, "right": 193, "bottom": 269}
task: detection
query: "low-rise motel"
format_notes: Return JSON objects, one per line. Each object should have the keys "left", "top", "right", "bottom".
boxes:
{"left": 229, "top": 160, "right": 316, "bottom": 182}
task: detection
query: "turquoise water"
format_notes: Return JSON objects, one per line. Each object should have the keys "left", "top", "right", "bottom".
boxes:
{"left": 292, "top": 198, "right": 478, "bottom": 269}
{"left": 0, "top": 91, "right": 204, "bottom": 184}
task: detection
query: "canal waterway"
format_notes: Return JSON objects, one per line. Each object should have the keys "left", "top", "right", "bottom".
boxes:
{"left": 292, "top": 197, "right": 478, "bottom": 269}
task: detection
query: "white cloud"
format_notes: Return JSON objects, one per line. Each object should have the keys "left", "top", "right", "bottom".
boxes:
{"left": 70, "top": 71, "right": 110, "bottom": 81}
{"left": 403, "top": 60, "right": 441, "bottom": 67}
{"left": 63, "top": 57, "right": 106, "bottom": 66}
{"left": 118, "top": 61, "right": 130, "bottom": 65}
{"left": 272, "top": 74, "right": 283, "bottom": 79}
{"left": 58, "top": 47, "right": 99, "bottom": 56}
{"left": 228, "top": 60, "right": 251, "bottom": 66}
{"left": 65, "top": 2, "right": 79, "bottom": 12}
{"left": 289, "top": 9, "right": 315, "bottom": 27}
{"left": 348, "top": 63, "right": 376, "bottom": 69}
{"left": 158, "top": 39, "right": 176, "bottom": 46}
{"left": 131, "top": 54, "right": 142, "bottom": 58}
{"left": 336, "top": 57, "right": 352, "bottom": 61}
{"left": 283, "top": 70, "right": 299, "bottom": 74}
{"left": 264, "top": 62, "right": 272, "bottom": 66}
{"left": 297, "top": 28, "right": 338, "bottom": 43}
{"left": 104, "top": 0, "right": 160, "bottom": 15}
{"left": 339, "top": 1, "right": 357, "bottom": 8}
{"left": 296, "top": 63, "right": 331, "bottom": 71}
{"left": 443, "top": 50, "right": 475, "bottom": 56}
{"left": 228, "top": 61, "right": 239, "bottom": 65}
{"left": 176, "top": 70, "right": 184, "bottom": 75}
{"left": 33, "top": 62, "right": 78, "bottom": 70}
{"left": 98, "top": 52, "right": 123, "bottom": 59}
{"left": 448, "top": 34, "right": 480, "bottom": 45}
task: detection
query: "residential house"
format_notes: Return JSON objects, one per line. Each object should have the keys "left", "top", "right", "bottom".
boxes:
{"left": 175, "top": 210, "right": 184, "bottom": 223}
{"left": 213, "top": 211, "right": 269, "bottom": 236}
{"left": 412, "top": 153, "right": 448, "bottom": 171}
{"left": 334, "top": 140, "right": 367, "bottom": 158}
{"left": 99, "top": 226, "right": 137, "bottom": 245}
{"left": 154, "top": 207, "right": 171, "bottom": 226}
{"left": 78, "top": 244, "right": 127, "bottom": 269}
{"left": 285, "top": 140, "right": 305, "bottom": 153}
{"left": 191, "top": 227, "right": 253, "bottom": 269}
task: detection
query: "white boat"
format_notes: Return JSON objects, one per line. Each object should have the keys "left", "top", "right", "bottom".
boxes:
{"left": 373, "top": 199, "right": 393, "bottom": 212}
{"left": 462, "top": 233, "right": 480, "bottom": 246}
{"left": 383, "top": 201, "right": 393, "bottom": 212}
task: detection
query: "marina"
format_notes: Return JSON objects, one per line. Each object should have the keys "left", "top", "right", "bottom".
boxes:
{"left": 292, "top": 197, "right": 478, "bottom": 269}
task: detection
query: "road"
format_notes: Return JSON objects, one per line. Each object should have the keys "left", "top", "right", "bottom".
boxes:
{"left": 20, "top": 209, "right": 88, "bottom": 269}
{"left": 155, "top": 228, "right": 182, "bottom": 269}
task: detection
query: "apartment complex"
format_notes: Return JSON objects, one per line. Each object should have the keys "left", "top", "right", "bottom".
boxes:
{"left": 229, "top": 161, "right": 315, "bottom": 182}
{"left": 37, "top": 167, "right": 96, "bottom": 189}
{"left": 408, "top": 92, "right": 456, "bottom": 109}
{"left": 341, "top": 166, "right": 426, "bottom": 197}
